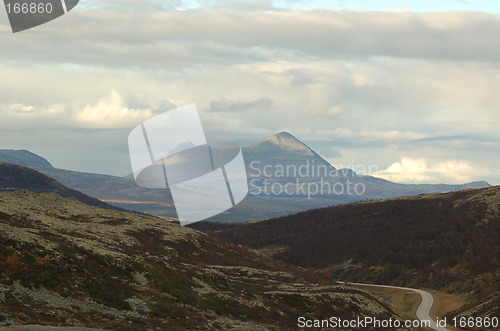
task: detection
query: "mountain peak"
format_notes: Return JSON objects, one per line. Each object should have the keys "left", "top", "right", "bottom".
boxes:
{"left": 263, "top": 131, "right": 313, "bottom": 154}
{"left": 167, "top": 140, "right": 196, "bottom": 156}
{"left": 275, "top": 131, "right": 295, "bottom": 138}
{"left": 243, "top": 132, "right": 336, "bottom": 171}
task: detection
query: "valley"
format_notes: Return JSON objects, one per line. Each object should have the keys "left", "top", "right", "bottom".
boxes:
{"left": 0, "top": 165, "right": 409, "bottom": 329}
{"left": 0, "top": 142, "right": 497, "bottom": 329}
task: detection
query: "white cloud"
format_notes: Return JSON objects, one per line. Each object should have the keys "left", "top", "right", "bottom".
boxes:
{"left": 312, "top": 129, "right": 429, "bottom": 142}
{"left": 377, "top": 157, "right": 487, "bottom": 184}
{"left": 8, "top": 103, "right": 35, "bottom": 113}
{"left": 75, "top": 90, "right": 153, "bottom": 128}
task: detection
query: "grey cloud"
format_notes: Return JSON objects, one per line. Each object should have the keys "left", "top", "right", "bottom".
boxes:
{"left": 285, "top": 68, "right": 315, "bottom": 86}
{"left": 207, "top": 97, "right": 274, "bottom": 112}
{"left": 1, "top": 10, "right": 500, "bottom": 69}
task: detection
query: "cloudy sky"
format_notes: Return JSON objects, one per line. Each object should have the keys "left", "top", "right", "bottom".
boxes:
{"left": 0, "top": 0, "right": 499, "bottom": 185}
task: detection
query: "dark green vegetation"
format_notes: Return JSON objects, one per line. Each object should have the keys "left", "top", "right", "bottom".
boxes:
{"left": 193, "top": 186, "right": 500, "bottom": 320}
{"left": 0, "top": 188, "right": 402, "bottom": 329}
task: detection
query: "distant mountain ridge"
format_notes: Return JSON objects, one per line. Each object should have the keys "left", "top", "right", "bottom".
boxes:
{"left": 0, "top": 133, "right": 491, "bottom": 222}
{"left": 0, "top": 162, "right": 117, "bottom": 210}
{"left": 236, "top": 132, "right": 489, "bottom": 219}
{"left": 242, "top": 132, "right": 488, "bottom": 189}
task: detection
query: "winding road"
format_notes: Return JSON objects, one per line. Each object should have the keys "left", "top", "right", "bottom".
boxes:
{"left": 339, "top": 282, "right": 450, "bottom": 331}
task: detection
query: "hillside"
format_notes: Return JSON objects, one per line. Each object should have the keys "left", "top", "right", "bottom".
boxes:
{"left": 0, "top": 150, "right": 173, "bottom": 205}
{"left": 194, "top": 186, "right": 500, "bottom": 319}
{"left": 0, "top": 189, "right": 404, "bottom": 329}
{"left": 0, "top": 163, "right": 116, "bottom": 210}
{"left": 0, "top": 150, "right": 53, "bottom": 169}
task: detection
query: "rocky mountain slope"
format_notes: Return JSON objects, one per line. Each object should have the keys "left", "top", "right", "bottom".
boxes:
{"left": 193, "top": 186, "right": 500, "bottom": 320}
{"left": 0, "top": 188, "right": 403, "bottom": 329}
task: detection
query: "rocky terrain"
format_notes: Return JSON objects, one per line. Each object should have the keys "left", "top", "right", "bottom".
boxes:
{"left": 0, "top": 186, "right": 404, "bottom": 330}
